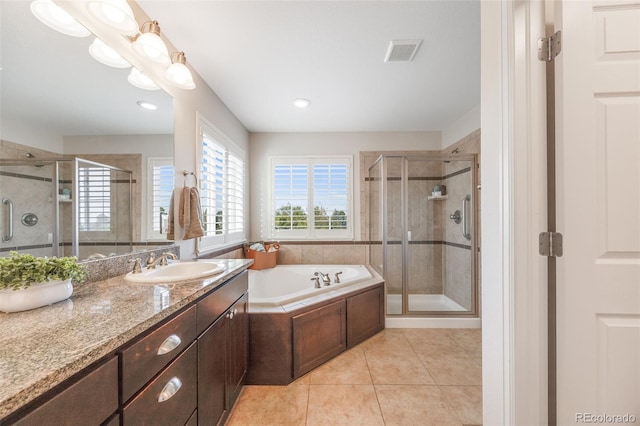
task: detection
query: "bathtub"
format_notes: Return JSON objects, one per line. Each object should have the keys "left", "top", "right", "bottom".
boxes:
{"left": 248, "top": 265, "right": 374, "bottom": 307}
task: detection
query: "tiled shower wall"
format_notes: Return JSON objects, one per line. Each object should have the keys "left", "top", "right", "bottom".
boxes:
{"left": 0, "top": 140, "right": 60, "bottom": 256}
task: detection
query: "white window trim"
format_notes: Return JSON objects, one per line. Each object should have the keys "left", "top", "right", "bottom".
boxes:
{"left": 268, "top": 155, "right": 353, "bottom": 240}
{"left": 146, "top": 157, "right": 174, "bottom": 241}
{"left": 196, "top": 115, "right": 247, "bottom": 255}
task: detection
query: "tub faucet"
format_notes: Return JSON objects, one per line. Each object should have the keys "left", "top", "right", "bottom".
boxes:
{"left": 314, "top": 272, "right": 331, "bottom": 286}
{"left": 311, "top": 277, "right": 321, "bottom": 288}
{"left": 334, "top": 272, "right": 343, "bottom": 283}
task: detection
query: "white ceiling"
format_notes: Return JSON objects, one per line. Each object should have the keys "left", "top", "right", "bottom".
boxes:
{"left": 138, "top": 0, "right": 480, "bottom": 133}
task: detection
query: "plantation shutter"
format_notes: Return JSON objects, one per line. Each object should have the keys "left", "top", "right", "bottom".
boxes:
{"left": 270, "top": 156, "right": 352, "bottom": 239}
{"left": 273, "top": 163, "right": 309, "bottom": 231}
{"left": 78, "top": 166, "right": 110, "bottom": 232}
{"left": 148, "top": 159, "right": 174, "bottom": 238}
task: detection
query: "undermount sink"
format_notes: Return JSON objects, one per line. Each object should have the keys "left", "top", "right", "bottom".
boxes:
{"left": 124, "top": 261, "right": 226, "bottom": 283}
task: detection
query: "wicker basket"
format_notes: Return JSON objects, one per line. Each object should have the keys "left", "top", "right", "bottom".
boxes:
{"left": 244, "top": 243, "right": 280, "bottom": 270}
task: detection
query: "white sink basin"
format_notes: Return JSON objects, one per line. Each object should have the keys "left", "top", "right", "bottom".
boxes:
{"left": 124, "top": 261, "right": 226, "bottom": 283}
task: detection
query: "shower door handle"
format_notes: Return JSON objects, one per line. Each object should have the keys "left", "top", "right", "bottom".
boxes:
{"left": 2, "top": 198, "right": 13, "bottom": 242}
{"left": 462, "top": 195, "right": 471, "bottom": 241}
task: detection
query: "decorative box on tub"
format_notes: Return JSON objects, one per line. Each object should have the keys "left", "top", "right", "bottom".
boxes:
{"left": 243, "top": 242, "right": 279, "bottom": 270}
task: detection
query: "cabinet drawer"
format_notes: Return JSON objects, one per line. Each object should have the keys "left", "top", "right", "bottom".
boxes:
{"left": 197, "top": 271, "right": 248, "bottom": 335}
{"left": 123, "top": 342, "right": 197, "bottom": 426}
{"left": 121, "top": 305, "right": 196, "bottom": 402}
{"left": 15, "top": 357, "right": 118, "bottom": 426}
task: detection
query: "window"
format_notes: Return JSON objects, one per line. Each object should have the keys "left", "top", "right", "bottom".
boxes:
{"left": 78, "top": 166, "right": 111, "bottom": 232}
{"left": 197, "top": 117, "right": 246, "bottom": 252}
{"left": 270, "top": 156, "right": 352, "bottom": 239}
{"left": 147, "top": 158, "right": 174, "bottom": 240}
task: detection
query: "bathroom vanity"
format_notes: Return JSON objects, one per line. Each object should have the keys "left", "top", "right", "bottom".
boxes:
{"left": 0, "top": 259, "right": 252, "bottom": 425}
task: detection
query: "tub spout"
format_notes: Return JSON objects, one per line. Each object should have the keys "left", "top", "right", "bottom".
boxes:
{"left": 314, "top": 272, "right": 331, "bottom": 286}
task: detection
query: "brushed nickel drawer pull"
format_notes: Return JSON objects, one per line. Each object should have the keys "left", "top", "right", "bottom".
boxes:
{"left": 158, "top": 377, "right": 182, "bottom": 402}
{"left": 157, "top": 334, "right": 182, "bottom": 355}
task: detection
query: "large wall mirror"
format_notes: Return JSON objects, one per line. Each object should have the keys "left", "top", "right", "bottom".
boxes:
{"left": 0, "top": 1, "right": 175, "bottom": 261}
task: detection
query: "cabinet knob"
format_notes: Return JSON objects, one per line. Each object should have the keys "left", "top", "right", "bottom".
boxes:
{"left": 158, "top": 377, "right": 182, "bottom": 402}
{"left": 157, "top": 334, "right": 182, "bottom": 355}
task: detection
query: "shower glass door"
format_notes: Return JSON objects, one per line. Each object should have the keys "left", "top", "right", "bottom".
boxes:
{"left": 369, "top": 154, "right": 478, "bottom": 316}
{"left": 406, "top": 156, "right": 476, "bottom": 314}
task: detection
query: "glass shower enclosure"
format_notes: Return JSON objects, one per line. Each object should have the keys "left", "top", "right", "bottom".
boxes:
{"left": 369, "top": 155, "right": 478, "bottom": 316}
{"left": 0, "top": 157, "right": 132, "bottom": 259}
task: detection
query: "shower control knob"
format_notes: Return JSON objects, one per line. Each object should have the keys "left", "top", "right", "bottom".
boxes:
{"left": 450, "top": 210, "right": 462, "bottom": 224}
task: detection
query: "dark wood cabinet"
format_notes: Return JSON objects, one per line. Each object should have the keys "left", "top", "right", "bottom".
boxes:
{"left": 197, "top": 313, "right": 227, "bottom": 425}
{"left": 249, "top": 282, "right": 385, "bottom": 385}
{"left": 292, "top": 299, "right": 347, "bottom": 378}
{"left": 14, "top": 357, "right": 118, "bottom": 426}
{"left": 197, "top": 280, "right": 249, "bottom": 426}
{"left": 120, "top": 305, "right": 197, "bottom": 403}
{"left": 346, "top": 285, "right": 385, "bottom": 347}
{"left": 123, "top": 343, "right": 197, "bottom": 426}
{"left": 226, "top": 293, "right": 249, "bottom": 409}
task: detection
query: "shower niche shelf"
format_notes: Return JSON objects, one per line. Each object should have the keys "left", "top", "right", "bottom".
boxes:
{"left": 427, "top": 195, "right": 449, "bottom": 201}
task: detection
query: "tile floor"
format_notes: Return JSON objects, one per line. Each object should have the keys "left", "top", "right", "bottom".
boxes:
{"left": 227, "top": 328, "right": 482, "bottom": 426}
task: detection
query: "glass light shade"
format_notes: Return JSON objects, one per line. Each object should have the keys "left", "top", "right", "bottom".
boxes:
{"left": 89, "top": 38, "right": 131, "bottom": 68}
{"left": 165, "top": 62, "right": 195, "bottom": 90}
{"left": 293, "top": 98, "right": 311, "bottom": 108}
{"left": 132, "top": 32, "right": 170, "bottom": 65}
{"left": 128, "top": 67, "right": 160, "bottom": 91}
{"left": 87, "top": 0, "right": 138, "bottom": 36}
{"left": 30, "top": 0, "right": 90, "bottom": 37}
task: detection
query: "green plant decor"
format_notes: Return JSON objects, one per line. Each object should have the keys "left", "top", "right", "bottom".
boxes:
{"left": 0, "top": 252, "right": 87, "bottom": 291}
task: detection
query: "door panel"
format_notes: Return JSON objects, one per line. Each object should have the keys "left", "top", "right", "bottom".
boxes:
{"left": 556, "top": 0, "right": 640, "bottom": 422}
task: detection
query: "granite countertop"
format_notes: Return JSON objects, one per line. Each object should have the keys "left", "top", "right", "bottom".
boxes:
{"left": 0, "top": 258, "right": 252, "bottom": 420}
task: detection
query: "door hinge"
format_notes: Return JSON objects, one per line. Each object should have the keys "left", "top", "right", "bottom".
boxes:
{"left": 538, "top": 31, "right": 562, "bottom": 62}
{"left": 539, "top": 232, "right": 563, "bottom": 257}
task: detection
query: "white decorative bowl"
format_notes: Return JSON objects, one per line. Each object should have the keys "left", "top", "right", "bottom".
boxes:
{"left": 0, "top": 279, "right": 73, "bottom": 313}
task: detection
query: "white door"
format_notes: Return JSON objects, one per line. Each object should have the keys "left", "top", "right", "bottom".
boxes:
{"left": 555, "top": 0, "right": 640, "bottom": 423}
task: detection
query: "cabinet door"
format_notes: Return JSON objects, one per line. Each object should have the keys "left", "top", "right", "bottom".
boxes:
{"left": 292, "top": 300, "right": 346, "bottom": 379}
{"left": 346, "top": 285, "right": 385, "bottom": 347}
{"left": 226, "top": 293, "right": 249, "bottom": 410}
{"left": 197, "top": 314, "right": 227, "bottom": 426}
{"left": 14, "top": 357, "right": 118, "bottom": 426}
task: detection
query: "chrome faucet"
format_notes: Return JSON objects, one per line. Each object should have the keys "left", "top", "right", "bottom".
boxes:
{"left": 128, "top": 258, "right": 143, "bottom": 274}
{"left": 147, "top": 252, "right": 178, "bottom": 269}
{"left": 314, "top": 272, "right": 331, "bottom": 286}
{"left": 311, "top": 276, "right": 321, "bottom": 288}
{"left": 334, "top": 272, "right": 343, "bottom": 283}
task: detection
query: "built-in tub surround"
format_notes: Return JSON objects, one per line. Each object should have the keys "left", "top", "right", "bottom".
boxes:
{"left": 0, "top": 258, "right": 251, "bottom": 421}
{"left": 247, "top": 265, "right": 384, "bottom": 385}
{"left": 248, "top": 265, "right": 372, "bottom": 307}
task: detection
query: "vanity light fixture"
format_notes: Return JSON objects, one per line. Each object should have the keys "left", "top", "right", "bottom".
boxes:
{"left": 136, "top": 101, "right": 158, "bottom": 110}
{"left": 128, "top": 67, "right": 160, "bottom": 91}
{"left": 87, "top": 0, "right": 138, "bottom": 36}
{"left": 30, "top": 0, "right": 90, "bottom": 38}
{"left": 165, "top": 52, "right": 196, "bottom": 90}
{"left": 293, "top": 98, "right": 311, "bottom": 108}
{"left": 131, "top": 21, "right": 170, "bottom": 65}
{"left": 89, "top": 38, "right": 131, "bottom": 68}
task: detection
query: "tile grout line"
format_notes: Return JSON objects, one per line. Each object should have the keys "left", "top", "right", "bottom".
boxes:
{"left": 362, "top": 345, "right": 388, "bottom": 425}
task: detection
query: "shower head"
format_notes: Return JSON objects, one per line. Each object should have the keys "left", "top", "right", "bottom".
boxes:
{"left": 34, "top": 162, "right": 45, "bottom": 168}
{"left": 26, "top": 152, "right": 35, "bottom": 158}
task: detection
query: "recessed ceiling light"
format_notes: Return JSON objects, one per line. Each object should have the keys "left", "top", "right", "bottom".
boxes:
{"left": 293, "top": 98, "right": 311, "bottom": 108}
{"left": 136, "top": 101, "right": 158, "bottom": 110}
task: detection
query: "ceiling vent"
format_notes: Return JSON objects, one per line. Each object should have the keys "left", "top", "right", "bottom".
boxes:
{"left": 384, "top": 39, "right": 423, "bottom": 62}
